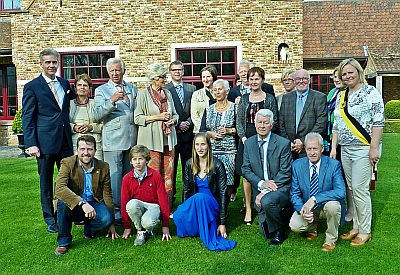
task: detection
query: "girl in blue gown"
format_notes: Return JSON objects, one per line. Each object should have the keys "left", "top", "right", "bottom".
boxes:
{"left": 173, "top": 133, "right": 236, "bottom": 251}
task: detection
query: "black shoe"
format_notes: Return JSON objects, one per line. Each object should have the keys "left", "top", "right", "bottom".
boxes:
{"left": 47, "top": 224, "right": 58, "bottom": 233}
{"left": 240, "top": 207, "right": 246, "bottom": 214}
{"left": 270, "top": 230, "right": 287, "bottom": 245}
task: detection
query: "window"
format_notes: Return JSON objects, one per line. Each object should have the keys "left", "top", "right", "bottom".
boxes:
{"left": 0, "top": 0, "right": 20, "bottom": 10}
{"left": 310, "top": 74, "right": 334, "bottom": 94}
{"left": 0, "top": 66, "right": 17, "bottom": 120}
{"left": 176, "top": 47, "right": 237, "bottom": 89}
{"left": 60, "top": 51, "right": 115, "bottom": 94}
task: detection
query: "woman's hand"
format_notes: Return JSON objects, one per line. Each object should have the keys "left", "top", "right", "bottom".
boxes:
{"left": 369, "top": 147, "right": 380, "bottom": 165}
{"left": 211, "top": 131, "right": 224, "bottom": 140}
{"left": 217, "top": 225, "right": 227, "bottom": 238}
{"left": 329, "top": 148, "right": 337, "bottom": 159}
{"left": 159, "top": 112, "right": 171, "bottom": 121}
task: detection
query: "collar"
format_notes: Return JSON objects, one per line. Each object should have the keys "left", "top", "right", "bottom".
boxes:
{"left": 309, "top": 159, "right": 321, "bottom": 171}
{"left": 108, "top": 79, "right": 126, "bottom": 87}
{"left": 79, "top": 159, "right": 95, "bottom": 173}
{"left": 172, "top": 81, "right": 183, "bottom": 87}
{"left": 257, "top": 132, "right": 272, "bottom": 144}
{"left": 296, "top": 88, "right": 309, "bottom": 98}
{"left": 134, "top": 167, "right": 148, "bottom": 180}
{"left": 42, "top": 73, "right": 57, "bottom": 84}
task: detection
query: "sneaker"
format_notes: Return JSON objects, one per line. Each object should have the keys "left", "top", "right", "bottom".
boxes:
{"left": 134, "top": 231, "right": 146, "bottom": 246}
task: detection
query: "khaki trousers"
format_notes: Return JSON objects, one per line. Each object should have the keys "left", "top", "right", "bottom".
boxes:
{"left": 126, "top": 199, "right": 160, "bottom": 231}
{"left": 290, "top": 201, "right": 341, "bottom": 244}
{"left": 341, "top": 145, "right": 372, "bottom": 234}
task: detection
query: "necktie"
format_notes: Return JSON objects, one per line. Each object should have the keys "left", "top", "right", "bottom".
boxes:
{"left": 310, "top": 164, "right": 318, "bottom": 197}
{"left": 296, "top": 94, "right": 304, "bottom": 132}
{"left": 176, "top": 84, "right": 184, "bottom": 105}
{"left": 49, "top": 81, "right": 61, "bottom": 108}
{"left": 259, "top": 140, "right": 266, "bottom": 169}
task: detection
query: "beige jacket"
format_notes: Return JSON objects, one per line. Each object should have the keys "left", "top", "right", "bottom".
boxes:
{"left": 134, "top": 88, "right": 178, "bottom": 152}
{"left": 191, "top": 88, "right": 212, "bottom": 133}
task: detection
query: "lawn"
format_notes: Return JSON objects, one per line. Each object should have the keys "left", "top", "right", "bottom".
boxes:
{"left": 0, "top": 133, "right": 399, "bottom": 274}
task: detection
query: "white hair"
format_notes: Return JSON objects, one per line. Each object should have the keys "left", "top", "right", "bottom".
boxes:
{"left": 106, "top": 57, "right": 126, "bottom": 74}
{"left": 304, "top": 132, "right": 323, "bottom": 147}
{"left": 255, "top": 109, "right": 274, "bottom": 125}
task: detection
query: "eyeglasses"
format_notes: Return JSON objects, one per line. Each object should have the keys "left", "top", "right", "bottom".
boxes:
{"left": 157, "top": 75, "right": 167, "bottom": 79}
{"left": 170, "top": 69, "right": 183, "bottom": 72}
{"left": 295, "top": 77, "right": 310, "bottom": 83}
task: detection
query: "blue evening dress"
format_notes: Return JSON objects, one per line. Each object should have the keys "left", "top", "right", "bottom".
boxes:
{"left": 173, "top": 175, "right": 236, "bottom": 251}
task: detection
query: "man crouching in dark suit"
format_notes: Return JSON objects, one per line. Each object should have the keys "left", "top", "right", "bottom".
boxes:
{"left": 22, "top": 48, "right": 76, "bottom": 233}
{"left": 242, "top": 109, "right": 293, "bottom": 245}
{"left": 54, "top": 135, "right": 118, "bottom": 255}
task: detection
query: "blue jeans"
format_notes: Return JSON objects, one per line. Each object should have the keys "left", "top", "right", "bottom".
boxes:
{"left": 57, "top": 200, "right": 112, "bottom": 247}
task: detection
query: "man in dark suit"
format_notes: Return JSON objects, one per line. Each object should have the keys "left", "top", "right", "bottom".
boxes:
{"left": 279, "top": 69, "right": 327, "bottom": 159}
{"left": 228, "top": 60, "right": 275, "bottom": 104}
{"left": 165, "top": 60, "right": 196, "bottom": 199}
{"left": 289, "top": 132, "right": 345, "bottom": 251}
{"left": 22, "top": 48, "right": 76, "bottom": 233}
{"left": 242, "top": 109, "right": 293, "bottom": 245}
{"left": 54, "top": 135, "right": 117, "bottom": 255}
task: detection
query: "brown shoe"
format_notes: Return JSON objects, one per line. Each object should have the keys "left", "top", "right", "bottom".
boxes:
{"left": 54, "top": 246, "right": 68, "bottom": 256}
{"left": 322, "top": 242, "right": 336, "bottom": 252}
{"left": 350, "top": 234, "right": 371, "bottom": 247}
{"left": 305, "top": 231, "right": 318, "bottom": 241}
{"left": 340, "top": 231, "right": 358, "bottom": 240}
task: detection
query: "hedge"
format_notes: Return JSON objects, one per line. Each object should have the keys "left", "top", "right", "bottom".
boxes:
{"left": 384, "top": 120, "right": 400, "bottom": 133}
{"left": 385, "top": 100, "right": 400, "bottom": 119}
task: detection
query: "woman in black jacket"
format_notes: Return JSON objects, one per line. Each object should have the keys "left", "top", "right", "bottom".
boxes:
{"left": 173, "top": 133, "right": 236, "bottom": 251}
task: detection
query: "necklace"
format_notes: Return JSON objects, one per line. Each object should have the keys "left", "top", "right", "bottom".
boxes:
{"left": 216, "top": 101, "right": 228, "bottom": 111}
{"left": 75, "top": 97, "right": 88, "bottom": 106}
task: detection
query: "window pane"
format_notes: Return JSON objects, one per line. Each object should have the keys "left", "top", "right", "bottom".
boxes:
{"left": 193, "top": 64, "right": 206, "bottom": 76}
{"left": 8, "top": 97, "right": 16, "bottom": 106}
{"left": 178, "top": 51, "right": 191, "bottom": 63}
{"left": 222, "top": 64, "right": 234, "bottom": 76}
{"left": 0, "top": 70, "right": 3, "bottom": 96}
{"left": 0, "top": 108, "right": 3, "bottom": 116}
{"left": 102, "top": 53, "right": 113, "bottom": 65}
{"left": 102, "top": 67, "right": 109, "bottom": 78}
{"left": 7, "top": 75, "right": 16, "bottom": 95}
{"left": 193, "top": 50, "right": 206, "bottom": 63}
{"left": 320, "top": 75, "right": 328, "bottom": 85}
{"left": 89, "top": 54, "right": 100, "bottom": 66}
{"left": 214, "top": 64, "right": 221, "bottom": 76}
{"left": 63, "top": 55, "right": 74, "bottom": 67}
{"left": 8, "top": 107, "right": 16, "bottom": 117}
{"left": 194, "top": 82, "right": 203, "bottom": 90}
{"left": 76, "top": 68, "right": 87, "bottom": 75}
{"left": 184, "top": 65, "right": 192, "bottom": 77}
{"left": 207, "top": 50, "right": 220, "bottom": 62}
{"left": 222, "top": 49, "right": 235, "bottom": 62}
{"left": 7, "top": 67, "right": 16, "bottom": 76}
{"left": 89, "top": 67, "right": 101, "bottom": 79}
{"left": 64, "top": 68, "right": 74, "bottom": 80}
{"left": 76, "top": 54, "right": 88, "bottom": 66}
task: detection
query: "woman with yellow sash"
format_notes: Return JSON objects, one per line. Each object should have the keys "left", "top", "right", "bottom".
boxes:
{"left": 330, "top": 58, "right": 384, "bottom": 247}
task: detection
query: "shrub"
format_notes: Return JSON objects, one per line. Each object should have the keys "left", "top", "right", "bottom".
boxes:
{"left": 12, "top": 109, "right": 23, "bottom": 134}
{"left": 384, "top": 120, "right": 400, "bottom": 133}
{"left": 385, "top": 100, "right": 400, "bottom": 119}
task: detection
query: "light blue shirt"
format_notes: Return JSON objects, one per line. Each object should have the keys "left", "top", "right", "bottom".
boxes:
{"left": 80, "top": 160, "right": 95, "bottom": 202}
{"left": 257, "top": 132, "right": 272, "bottom": 193}
{"left": 134, "top": 167, "right": 148, "bottom": 184}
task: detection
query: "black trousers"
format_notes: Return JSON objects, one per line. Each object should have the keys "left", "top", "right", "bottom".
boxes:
{"left": 37, "top": 137, "right": 73, "bottom": 226}
{"left": 258, "top": 190, "right": 291, "bottom": 234}
{"left": 173, "top": 139, "right": 193, "bottom": 199}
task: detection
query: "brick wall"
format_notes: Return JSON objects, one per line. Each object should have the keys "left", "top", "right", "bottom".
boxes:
{"left": 0, "top": 14, "right": 11, "bottom": 49}
{"left": 11, "top": 0, "right": 303, "bottom": 104}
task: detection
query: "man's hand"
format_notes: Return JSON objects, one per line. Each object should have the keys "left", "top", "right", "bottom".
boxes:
{"left": 261, "top": 180, "right": 278, "bottom": 192}
{"left": 255, "top": 192, "right": 266, "bottom": 207}
{"left": 110, "top": 89, "right": 125, "bottom": 103}
{"left": 302, "top": 197, "right": 316, "bottom": 214}
{"left": 301, "top": 212, "right": 314, "bottom": 223}
{"left": 106, "top": 224, "right": 119, "bottom": 239}
{"left": 121, "top": 228, "right": 131, "bottom": 239}
{"left": 178, "top": 121, "right": 190, "bottom": 132}
{"left": 82, "top": 203, "right": 96, "bottom": 219}
{"left": 161, "top": 226, "right": 171, "bottom": 241}
{"left": 217, "top": 225, "right": 227, "bottom": 238}
{"left": 28, "top": 146, "right": 40, "bottom": 157}
{"left": 293, "top": 139, "right": 304, "bottom": 153}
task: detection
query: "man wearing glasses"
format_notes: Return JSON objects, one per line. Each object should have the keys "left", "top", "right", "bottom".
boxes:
{"left": 279, "top": 69, "right": 327, "bottom": 159}
{"left": 94, "top": 57, "right": 138, "bottom": 224}
{"left": 165, "top": 61, "right": 196, "bottom": 201}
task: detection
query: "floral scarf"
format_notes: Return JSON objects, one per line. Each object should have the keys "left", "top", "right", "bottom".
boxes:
{"left": 147, "top": 86, "right": 171, "bottom": 135}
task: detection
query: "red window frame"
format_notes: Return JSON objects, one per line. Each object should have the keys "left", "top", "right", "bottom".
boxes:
{"left": 0, "top": 0, "right": 20, "bottom": 10}
{"left": 60, "top": 51, "right": 115, "bottom": 96}
{"left": 0, "top": 65, "right": 17, "bottom": 120}
{"left": 176, "top": 47, "right": 237, "bottom": 89}
{"left": 310, "top": 74, "right": 335, "bottom": 94}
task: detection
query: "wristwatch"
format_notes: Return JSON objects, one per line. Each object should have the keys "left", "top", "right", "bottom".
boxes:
{"left": 78, "top": 201, "right": 87, "bottom": 207}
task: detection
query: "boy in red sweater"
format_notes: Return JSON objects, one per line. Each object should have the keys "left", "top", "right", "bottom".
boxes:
{"left": 121, "top": 145, "right": 171, "bottom": 246}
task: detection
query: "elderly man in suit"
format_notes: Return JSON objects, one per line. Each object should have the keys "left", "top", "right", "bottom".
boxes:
{"left": 242, "top": 109, "right": 293, "bottom": 245}
{"left": 94, "top": 57, "right": 138, "bottom": 223}
{"left": 228, "top": 60, "right": 275, "bottom": 104}
{"left": 289, "top": 132, "right": 346, "bottom": 251}
{"left": 22, "top": 48, "right": 76, "bottom": 233}
{"left": 279, "top": 69, "right": 327, "bottom": 159}
{"left": 165, "top": 60, "right": 196, "bottom": 199}
{"left": 54, "top": 135, "right": 117, "bottom": 255}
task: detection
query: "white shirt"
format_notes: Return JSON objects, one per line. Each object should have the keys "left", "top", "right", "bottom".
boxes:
{"left": 309, "top": 159, "right": 321, "bottom": 181}
{"left": 257, "top": 132, "right": 272, "bottom": 193}
{"left": 42, "top": 73, "right": 64, "bottom": 108}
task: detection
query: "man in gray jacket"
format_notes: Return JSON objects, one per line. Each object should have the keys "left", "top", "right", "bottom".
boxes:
{"left": 94, "top": 57, "right": 138, "bottom": 223}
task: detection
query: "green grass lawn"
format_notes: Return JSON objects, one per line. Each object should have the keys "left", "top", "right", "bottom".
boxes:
{"left": 0, "top": 133, "right": 399, "bottom": 274}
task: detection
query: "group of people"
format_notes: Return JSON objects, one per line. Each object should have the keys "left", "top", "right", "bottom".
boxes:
{"left": 21, "top": 48, "right": 384, "bottom": 256}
